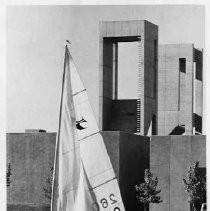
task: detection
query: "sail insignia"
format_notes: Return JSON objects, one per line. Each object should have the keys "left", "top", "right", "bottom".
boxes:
{"left": 76, "top": 117, "right": 87, "bottom": 130}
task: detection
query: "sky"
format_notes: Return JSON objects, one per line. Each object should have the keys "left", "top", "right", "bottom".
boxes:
{"left": 6, "top": 5, "right": 205, "bottom": 133}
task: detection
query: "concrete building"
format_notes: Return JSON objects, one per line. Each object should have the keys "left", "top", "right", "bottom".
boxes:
{"left": 7, "top": 131, "right": 150, "bottom": 211}
{"left": 158, "top": 44, "right": 203, "bottom": 135}
{"left": 7, "top": 132, "right": 56, "bottom": 211}
{"left": 99, "top": 20, "right": 158, "bottom": 136}
{"left": 150, "top": 135, "right": 206, "bottom": 211}
{"left": 7, "top": 20, "right": 205, "bottom": 211}
{"left": 6, "top": 131, "right": 206, "bottom": 211}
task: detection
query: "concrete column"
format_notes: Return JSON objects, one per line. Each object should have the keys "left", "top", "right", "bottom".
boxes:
{"left": 185, "top": 54, "right": 194, "bottom": 135}
{"left": 112, "top": 43, "right": 118, "bottom": 99}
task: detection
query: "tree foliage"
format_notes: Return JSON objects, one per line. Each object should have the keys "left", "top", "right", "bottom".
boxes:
{"left": 43, "top": 166, "right": 54, "bottom": 200}
{"left": 135, "top": 169, "right": 162, "bottom": 211}
{"left": 183, "top": 161, "right": 206, "bottom": 211}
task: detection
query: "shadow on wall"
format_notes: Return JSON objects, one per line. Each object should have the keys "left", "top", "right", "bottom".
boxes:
{"left": 169, "top": 113, "right": 202, "bottom": 135}
{"left": 194, "top": 48, "right": 203, "bottom": 81}
{"left": 194, "top": 113, "right": 202, "bottom": 134}
{"left": 169, "top": 125, "right": 185, "bottom": 135}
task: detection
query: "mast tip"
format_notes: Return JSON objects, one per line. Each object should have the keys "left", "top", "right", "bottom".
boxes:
{"left": 66, "top": 40, "right": 71, "bottom": 45}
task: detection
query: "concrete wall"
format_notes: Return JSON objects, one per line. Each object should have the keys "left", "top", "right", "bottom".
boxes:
{"left": 7, "top": 131, "right": 150, "bottom": 211}
{"left": 101, "top": 131, "right": 121, "bottom": 178}
{"left": 119, "top": 133, "right": 150, "bottom": 211}
{"left": 158, "top": 44, "right": 203, "bottom": 135}
{"left": 150, "top": 135, "right": 206, "bottom": 211}
{"left": 7, "top": 204, "right": 50, "bottom": 211}
{"left": 102, "top": 132, "right": 150, "bottom": 211}
{"left": 144, "top": 21, "right": 158, "bottom": 136}
{"left": 7, "top": 133, "right": 56, "bottom": 206}
{"left": 106, "top": 100, "right": 137, "bottom": 133}
{"left": 99, "top": 20, "right": 158, "bottom": 135}
{"left": 194, "top": 49, "right": 203, "bottom": 133}
{"left": 7, "top": 132, "right": 206, "bottom": 211}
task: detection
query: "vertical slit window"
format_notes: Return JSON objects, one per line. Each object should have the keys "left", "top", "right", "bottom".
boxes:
{"left": 178, "top": 58, "right": 186, "bottom": 110}
{"left": 112, "top": 43, "right": 118, "bottom": 99}
{"left": 178, "top": 68, "right": 180, "bottom": 111}
{"left": 154, "top": 40, "right": 157, "bottom": 99}
{"left": 179, "top": 58, "right": 186, "bottom": 73}
{"left": 152, "top": 115, "right": 156, "bottom": 135}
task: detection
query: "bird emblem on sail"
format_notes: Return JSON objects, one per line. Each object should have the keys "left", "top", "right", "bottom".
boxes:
{"left": 76, "top": 117, "right": 87, "bottom": 130}
{"left": 51, "top": 43, "right": 125, "bottom": 211}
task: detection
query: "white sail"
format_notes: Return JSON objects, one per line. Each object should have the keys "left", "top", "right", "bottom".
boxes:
{"left": 51, "top": 45, "right": 125, "bottom": 211}
{"left": 51, "top": 46, "right": 82, "bottom": 211}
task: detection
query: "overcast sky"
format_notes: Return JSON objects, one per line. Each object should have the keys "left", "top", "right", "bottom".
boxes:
{"left": 7, "top": 5, "right": 205, "bottom": 133}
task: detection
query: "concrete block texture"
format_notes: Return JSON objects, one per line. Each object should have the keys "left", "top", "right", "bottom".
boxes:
{"left": 101, "top": 131, "right": 120, "bottom": 178}
{"left": 101, "top": 20, "right": 145, "bottom": 37}
{"left": 158, "top": 44, "right": 203, "bottom": 135}
{"left": 191, "top": 135, "right": 206, "bottom": 166}
{"left": 7, "top": 133, "right": 56, "bottom": 205}
{"left": 179, "top": 43, "right": 194, "bottom": 58}
{"left": 150, "top": 135, "right": 206, "bottom": 211}
{"left": 7, "top": 204, "right": 50, "bottom": 211}
{"left": 150, "top": 136, "right": 170, "bottom": 211}
{"left": 119, "top": 133, "right": 150, "bottom": 211}
{"left": 170, "top": 136, "right": 191, "bottom": 211}
{"left": 165, "top": 45, "right": 179, "bottom": 57}
{"left": 99, "top": 97, "right": 112, "bottom": 131}
{"left": 107, "top": 100, "right": 137, "bottom": 133}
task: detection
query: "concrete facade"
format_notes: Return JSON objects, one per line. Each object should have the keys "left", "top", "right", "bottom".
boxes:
{"left": 6, "top": 132, "right": 150, "bottom": 211}
{"left": 158, "top": 44, "right": 203, "bottom": 135}
{"left": 7, "top": 19, "right": 205, "bottom": 211}
{"left": 7, "top": 133, "right": 56, "bottom": 206}
{"left": 99, "top": 20, "right": 158, "bottom": 135}
{"left": 7, "top": 132, "right": 206, "bottom": 211}
{"left": 150, "top": 135, "right": 206, "bottom": 211}
{"left": 102, "top": 132, "right": 150, "bottom": 211}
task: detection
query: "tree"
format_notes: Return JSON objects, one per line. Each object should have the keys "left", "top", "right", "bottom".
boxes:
{"left": 135, "top": 169, "right": 162, "bottom": 211}
{"left": 7, "top": 163, "right": 12, "bottom": 187}
{"left": 183, "top": 161, "right": 206, "bottom": 211}
{"left": 43, "top": 167, "right": 54, "bottom": 201}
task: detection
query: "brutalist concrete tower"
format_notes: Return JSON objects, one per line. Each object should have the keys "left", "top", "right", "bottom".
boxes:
{"left": 158, "top": 44, "right": 203, "bottom": 135}
{"left": 99, "top": 20, "right": 158, "bottom": 136}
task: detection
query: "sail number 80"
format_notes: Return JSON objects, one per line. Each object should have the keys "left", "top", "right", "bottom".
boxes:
{"left": 92, "top": 193, "right": 121, "bottom": 211}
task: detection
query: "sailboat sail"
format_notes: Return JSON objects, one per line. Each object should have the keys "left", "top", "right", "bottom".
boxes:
{"left": 51, "top": 45, "right": 125, "bottom": 211}
{"left": 51, "top": 46, "right": 82, "bottom": 211}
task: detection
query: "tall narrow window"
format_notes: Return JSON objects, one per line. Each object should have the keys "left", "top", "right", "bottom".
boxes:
{"left": 193, "top": 62, "right": 196, "bottom": 115}
{"left": 153, "top": 40, "right": 157, "bottom": 99}
{"left": 178, "top": 58, "right": 186, "bottom": 110}
{"left": 152, "top": 115, "right": 157, "bottom": 135}
{"left": 179, "top": 58, "right": 186, "bottom": 73}
{"left": 112, "top": 43, "right": 118, "bottom": 99}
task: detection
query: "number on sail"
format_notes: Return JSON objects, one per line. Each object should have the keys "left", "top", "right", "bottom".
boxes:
{"left": 109, "top": 194, "right": 117, "bottom": 204}
{"left": 91, "top": 193, "right": 121, "bottom": 210}
{"left": 100, "top": 198, "right": 108, "bottom": 208}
